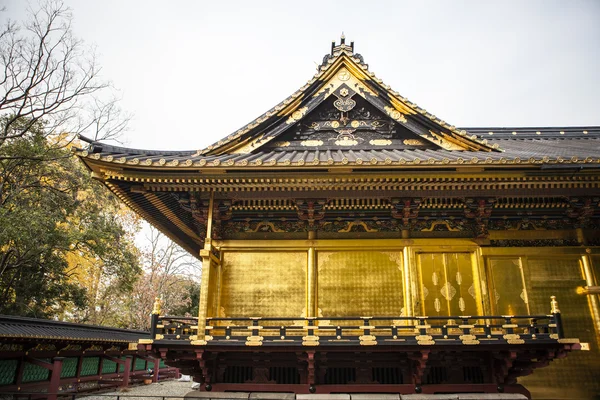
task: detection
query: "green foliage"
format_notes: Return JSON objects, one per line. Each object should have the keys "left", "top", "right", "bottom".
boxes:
{"left": 0, "top": 117, "right": 140, "bottom": 319}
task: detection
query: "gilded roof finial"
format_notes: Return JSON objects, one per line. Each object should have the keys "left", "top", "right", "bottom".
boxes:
{"left": 331, "top": 33, "right": 354, "bottom": 55}
{"left": 152, "top": 296, "right": 162, "bottom": 315}
{"left": 550, "top": 295, "right": 560, "bottom": 314}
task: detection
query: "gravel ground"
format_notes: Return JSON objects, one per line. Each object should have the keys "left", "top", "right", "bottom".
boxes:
{"left": 79, "top": 380, "right": 195, "bottom": 400}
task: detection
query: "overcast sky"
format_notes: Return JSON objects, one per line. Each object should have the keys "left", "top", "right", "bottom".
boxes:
{"left": 4, "top": 0, "right": 600, "bottom": 153}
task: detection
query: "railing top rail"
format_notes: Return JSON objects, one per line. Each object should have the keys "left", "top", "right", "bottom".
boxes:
{"left": 158, "top": 315, "right": 199, "bottom": 320}
{"left": 205, "top": 314, "right": 554, "bottom": 321}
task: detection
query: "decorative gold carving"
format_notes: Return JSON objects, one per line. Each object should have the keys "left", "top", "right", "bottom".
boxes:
{"left": 418, "top": 340, "right": 435, "bottom": 345}
{"left": 338, "top": 220, "right": 378, "bottom": 232}
{"left": 369, "top": 139, "right": 392, "bottom": 146}
{"left": 403, "top": 139, "right": 424, "bottom": 146}
{"left": 334, "top": 97, "right": 356, "bottom": 112}
{"left": 301, "top": 140, "right": 324, "bottom": 147}
{"left": 550, "top": 295, "right": 560, "bottom": 313}
{"left": 550, "top": 334, "right": 559, "bottom": 339}
{"left": 138, "top": 339, "right": 153, "bottom": 344}
{"left": 245, "top": 336, "right": 264, "bottom": 346}
{"left": 286, "top": 107, "right": 308, "bottom": 124}
{"left": 273, "top": 141, "right": 290, "bottom": 147}
{"left": 507, "top": 339, "right": 525, "bottom": 344}
{"left": 359, "top": 335, "right": 377, "bottom": 345}
{"left": 338, "top": 70, "right": 350, "bottom": 81}
{"left": 154, "top": 334, "right": 164, "bottom": 340}
{"left": 420, "top": 220, "right": 462, "bottom": 232}
{"left": 503, "top": 334, "right": 521, "bottom": 340}
{"left": 384, "top": 106, "right": 407, "bottom": 123}
{"left": 151, "top": 297, "right": 162, "bottom": 315}
{"left": 558, "top": 338, "right": 580, "bottom": 344}
{"left": 302, "top": 335, "right": 320, "bottom": 346}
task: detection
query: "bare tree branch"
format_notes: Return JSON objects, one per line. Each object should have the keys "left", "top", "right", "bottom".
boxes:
{"left": 0, "top": 0, "right": 130, "bottom": 157}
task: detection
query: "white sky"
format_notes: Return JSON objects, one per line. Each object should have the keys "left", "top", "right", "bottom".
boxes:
{"left": 4, "top": 0, "right": 600, "bottom": 152}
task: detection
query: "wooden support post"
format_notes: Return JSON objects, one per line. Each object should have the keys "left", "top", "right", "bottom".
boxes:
{"left": 581, "top": 253, "right": 600, "bottom": 338}
{"left": 47, "top": 357, "right": 64, "bottom": 400}
{"left": 76, "top": 355, "right": 84, "bottom": 379}
{"left": 403, "top": 247, "right": 414, "bottom": 316}
{"left": 153, "top": 358, "right": 160, "bottom": 382}
{"left": 551, "top": 296, "right": 565, "bottom": 338}
{"left": 197, "top": 191, "right": 215, "bottom": 344}
{"left": 15, "top": 356, "right": 25, "bottom": 389}
{"left": 122, "top": 356, "right": 132, "bottom": 388}
{"left": 98, "top": 355, "right": 104, "bottom": 377}
{"left": 307, "top": 246, "right": 317, "bottom": 318}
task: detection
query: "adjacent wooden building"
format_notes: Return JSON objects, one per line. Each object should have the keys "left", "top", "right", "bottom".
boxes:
{"left": 76, "top": 38, "right": 599, "bottom": 399}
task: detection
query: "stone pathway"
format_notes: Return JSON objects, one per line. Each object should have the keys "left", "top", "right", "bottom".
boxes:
{"left": 80, "top": 380, "right": 193, "bottom": 400}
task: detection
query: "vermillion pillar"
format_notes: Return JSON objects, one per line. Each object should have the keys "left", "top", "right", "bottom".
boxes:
{"left": 47, "top": 357, "right": 64, "bottom": 400}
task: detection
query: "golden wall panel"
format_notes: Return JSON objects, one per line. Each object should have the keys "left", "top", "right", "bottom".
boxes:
{"left": 219, "top": 251, "right": 306, "bottom": 318}
{"left": 518, "top": 257, "right": 600, "bottom": 399}
{"left": 317, "top": 251, "right": 404, "bottom": 317}
{"left": 206, "top": 262, "right": 220, "bottom": 317}
{"left": 416, "top": 253, "right": 478, "bottom": 316}
{"left": 486, "top": 257, "right": 529, "bottom": 316}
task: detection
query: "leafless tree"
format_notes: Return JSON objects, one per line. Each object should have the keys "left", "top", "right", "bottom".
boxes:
{"left": 0, "top": 0, "right": 130, "bottom": 156}
{"left": 128, "top": 226, "right": 202, "bottom": 329}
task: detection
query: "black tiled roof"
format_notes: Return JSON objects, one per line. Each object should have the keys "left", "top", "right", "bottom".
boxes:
{"left": 0, "top": 315, "right": 149, "bottom": 343}
{"left": 78, "top": 127, "right": 600, "bottom": 168}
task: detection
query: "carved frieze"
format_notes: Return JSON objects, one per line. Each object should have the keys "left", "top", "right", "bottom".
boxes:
{"left": 464, "top": 198, "right": 496, "bottom": 238}
{"left": 391, "top": 198, "right": 421, "bottom": 229}
{"left": 296, "top": 199, "right": 327, "bottom": 230}
{"left": 566, "top": 197, "right": 599, "bottom": 227}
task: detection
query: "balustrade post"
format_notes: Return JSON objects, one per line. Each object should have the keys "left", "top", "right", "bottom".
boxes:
{"left": 551, "top": 295, "right": 564, "bottom": 338}
{"left": 150, "top": 297, "right": 161, "bottom": 340}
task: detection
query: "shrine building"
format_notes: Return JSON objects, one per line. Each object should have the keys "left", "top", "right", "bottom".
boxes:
{"left": 76, "top": 38, "right": 600, "bottom": 399}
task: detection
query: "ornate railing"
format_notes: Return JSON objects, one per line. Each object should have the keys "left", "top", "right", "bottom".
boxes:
{"left": 146, "top": 296, "right": 571, "bottom": 347}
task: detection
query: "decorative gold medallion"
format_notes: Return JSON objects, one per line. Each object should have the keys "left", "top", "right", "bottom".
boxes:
{"left": 338, "top": 70, "right": 350, "bottom": 81}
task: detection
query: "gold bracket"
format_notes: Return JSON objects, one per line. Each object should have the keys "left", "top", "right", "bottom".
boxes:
{"left": 302, "top": 335, "right": 320, "bottom": 346}
{"left": 503, "top": 334, "right": 521, "bottom": 340}
{"left": 359, "top": 335, "right": 377, "bottom": 346}
{"left": 245, "top": 336, "right": 264, "bottom": 346}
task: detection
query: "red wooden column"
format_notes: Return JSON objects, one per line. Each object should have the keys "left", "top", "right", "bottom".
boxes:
{"left": 153, "top": 358, "right": 160, "bottom": 382}
{"left": 122, "top": 356, "right": 132, "bottom": 388}
{"left": 47, "top": 357, "right": 64, "bottom": 400}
